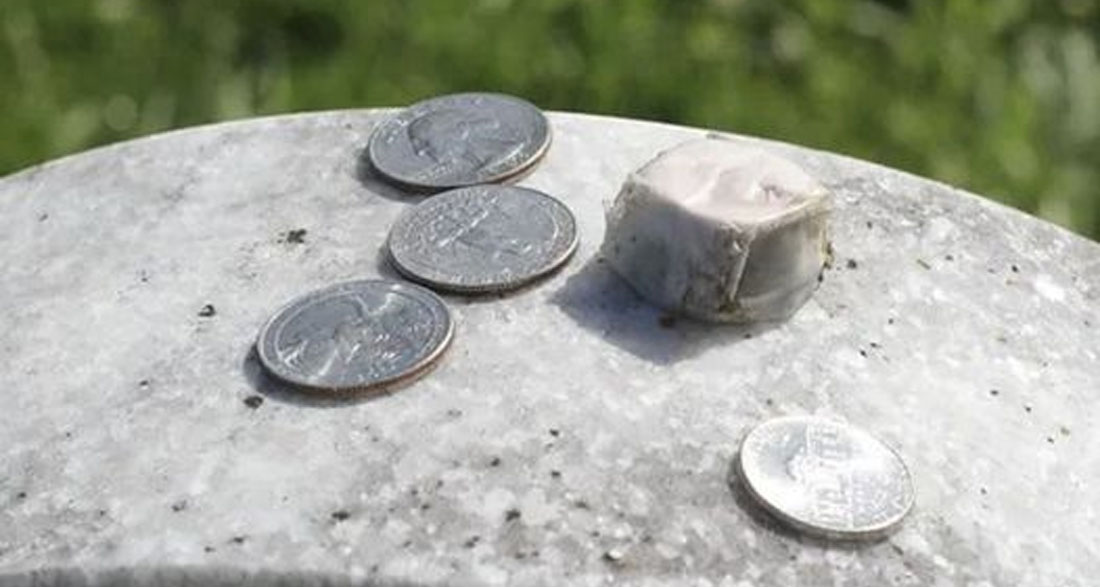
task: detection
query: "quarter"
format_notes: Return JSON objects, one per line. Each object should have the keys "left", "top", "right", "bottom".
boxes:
{"left": 387, "top": 185, "right": 578, "bottom": 293}
{"left": 737, "top": 416, "right": 914, "bottom": 540}
{"left": 368, "top": 93, "right": 551, "bottom": 190}
{"left": 256, "top": 280, "right": 453, "bottom": 392}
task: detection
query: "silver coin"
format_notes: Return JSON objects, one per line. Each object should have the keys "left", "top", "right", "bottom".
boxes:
{"left": 387, "top": 185, "right": 578, "bottom": 293}
{"left": 737, "top": 416, "right": 914, "bottom": 540}
{"left": 368, "top": 93, "right": 551, "bottom": 190}
{"left": 256, "top": 280, "right": 453, "bottom": 392}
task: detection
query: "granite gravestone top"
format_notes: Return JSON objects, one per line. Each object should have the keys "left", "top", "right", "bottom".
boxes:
{"left": 0, "top": 110, "right": 1098, "bottom": 587}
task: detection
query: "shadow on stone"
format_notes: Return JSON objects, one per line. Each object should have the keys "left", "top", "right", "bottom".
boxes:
{"left": 354, "top": 146, "right": 433, "bottom": 203}
{"left": 241, "top": 346, "right": 394, "bottom": 409}
{"left": 0, "top": 566, "right": 425, "bottom": 587}
{"left": 353, "top": 144, "right": 544, "bottom": 204}
{"left": 551, "top": 258, "right": 777, "bottom": 365}
{"left": 374, "top": 239, "right": 574, "bottom": 307}
{"left": 725, "top": 454, "right": 887, "bottom": 552}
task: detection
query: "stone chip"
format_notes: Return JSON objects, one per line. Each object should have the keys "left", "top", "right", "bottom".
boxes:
{"left": 601, "top": 138, "right": 831, "bottom": 323}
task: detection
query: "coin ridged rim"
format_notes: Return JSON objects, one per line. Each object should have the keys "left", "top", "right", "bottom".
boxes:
{"left": 386, "top": 186, "right": 579, "bottom": 294}
{"left": 255, "top": 279, "right": 454, "bottom": 393}
{"left": 737, "top": 416, "right": 915, "bottom": 541}
{"left": 367, "top": 92, "right": 552, "bottom": 191}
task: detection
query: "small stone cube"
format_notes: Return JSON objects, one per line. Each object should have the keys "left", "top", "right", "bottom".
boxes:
{"left": 601, "top": 138, "right": 831, "bottom": 323}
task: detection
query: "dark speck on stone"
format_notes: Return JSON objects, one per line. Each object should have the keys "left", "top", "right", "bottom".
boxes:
{"left": 505, "top": 508, "right": 521, "bottom": 522}
{"left": 916, "top": 259, "right": 932, "bottom": 270}
{"left": 16, "top": 491, "right": 27, "bottom": 499}
{"left": 1025, "top": 405, "right": 1033, "bottom": 413}
{"left": 859, "top": 349, "right": 868, "bottom": 358}
{"left": 243, "top": 395, "right": 264, "bottom": 409}
{"left": 866, "top": 221, "right": 873, "bottom": 229}
{"left": 38, "top": 213, "right": 49, "bottom": 222}
{"left": 990, "top": 389, "right": 1000, "bottom": 397}
{"left": 204, "top": 546, "right": 215, "bottom": 553}
{"left": 658, "top": 313, "right": 677, "bottom": 328}
{"left": 1011, "top": 264, "right": 1019, "bottom": 273}
{"left": 888, "top": 317, "right": 895, "bottom": 325}
{"left": 945, "top": 254, "right": 954, "bottom": 261}
{"left": 489, "top": 456, "right": 501, "bottom": 467}
{"left": 574, "top": 499, "right": 590, "bottom": 510}
{"left": 1060, "top": 426, "right": 1071, "bottom": 436}
{"left": 549, "top": 428, "right": 561, "bottom": 437}
{"left": 1046, "top": 436, "right": 1055, "bottom": 444}
{"left": 139, "top": 379, "right": 150, "bottom": 388}
{"left": 331, "top": 510, "right": 350, "bottom": 522}
{"left": 171, "top": 500, "right": 187, "bottom": 513}
{"left": 229, "top": 536, "right": 247, "bottom": 545}
{"left": 198, "top": 304, "right": 216, "bottom": 317}
{"left": 980, "top": 487, "right": 988, "bottom": 495}
{"left": 464, "top": 536, "right": 480, "bottom": 548}
{"left": 285, "top": 228, "right": 308, "bottom": 244}
{"left": 846, "top": 259, "right": 858, "bottom": 269}
{"left": 550, "top": 470, "right": 562, "bottom": 479}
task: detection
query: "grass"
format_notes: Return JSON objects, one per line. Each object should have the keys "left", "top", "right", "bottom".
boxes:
{"left": 2, "top": 0, "right": 1098, "bottom": 239}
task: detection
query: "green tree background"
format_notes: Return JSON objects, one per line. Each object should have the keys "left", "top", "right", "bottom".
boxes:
{"left": 3, "top": 0, "right": 1098, "bottom": 239}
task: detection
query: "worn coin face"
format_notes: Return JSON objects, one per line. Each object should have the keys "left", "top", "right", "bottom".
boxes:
{"left": 257, "top": 280, "right": 453, "bottom": 392}
{"left": 368, "top": 93, "right": 551, "bottom": 190}
{"left": 737, "top": 416, "right": 914, "bottom": 540}
{"left": 387, "top": 185, "right": 578, "bottom": 293}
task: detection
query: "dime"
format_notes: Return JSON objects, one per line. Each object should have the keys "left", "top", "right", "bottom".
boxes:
{"left": 256, "top": 280, "right": 453, "bottom": 392}
{"left": 737, "top": 416, "right": 914, "bottom": 540}
{"left": 368, "top": 93, "right": 551, "bottom": 190}
{"left": 387, "top": 185, "right": 578, "bottom": 293}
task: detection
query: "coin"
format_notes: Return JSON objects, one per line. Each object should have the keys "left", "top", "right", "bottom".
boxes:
{"left": 368, "top": 93, "right": 551, "bottom": 190}
{"left": 737, "top": 416, "right": 914, "bottom": 540}
{"left": 256, "top": 280, "right": 453, "bottom": 392}
{"left": 387, "top": 185, "right": 578, "bottom": 293}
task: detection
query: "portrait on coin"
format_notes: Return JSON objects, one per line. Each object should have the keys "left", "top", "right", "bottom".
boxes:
{"left": 407, "top": 108, "right": 525, "bottom": 172}
{"left": 276, "top": 293, "right": 423, "bottom": 380}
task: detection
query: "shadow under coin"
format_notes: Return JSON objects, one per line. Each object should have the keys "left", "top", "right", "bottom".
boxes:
{"left": 550, "top": 258, "right": 777, "bottom": 365}
{"left": 725, "top": 454, "right": 887, "bottom": 551}
{"left": 241, "top": 346, "right": 398, "bottom": 409}
{"left": 354, "top": 146, "right": 437, "bottom": 203}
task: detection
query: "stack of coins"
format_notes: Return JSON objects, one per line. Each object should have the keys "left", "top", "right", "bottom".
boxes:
{"left": 256, "top": 93, "right": 575, "bottom": 394}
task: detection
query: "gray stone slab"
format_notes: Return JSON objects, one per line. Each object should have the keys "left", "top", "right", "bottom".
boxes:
{"left": 0, "top": 110, "right": 1097, "bottom": 587}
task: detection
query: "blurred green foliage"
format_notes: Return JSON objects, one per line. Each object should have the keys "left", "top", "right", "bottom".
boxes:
{"left": 2, "top": 0, "right": 1098, "bottom": 239}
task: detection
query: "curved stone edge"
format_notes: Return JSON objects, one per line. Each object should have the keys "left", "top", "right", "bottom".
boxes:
{"left": 3, "top": 108, "right": 1093, "bottom": 250}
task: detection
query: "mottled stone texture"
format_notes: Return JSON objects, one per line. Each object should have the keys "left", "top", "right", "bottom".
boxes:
{"left": 0, "top": 111, "right": 1098, "bottom": 587}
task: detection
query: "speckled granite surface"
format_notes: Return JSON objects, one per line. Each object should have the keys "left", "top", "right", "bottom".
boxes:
{"left": 0, "top": 111, "right": 1097, "bottom": 587}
